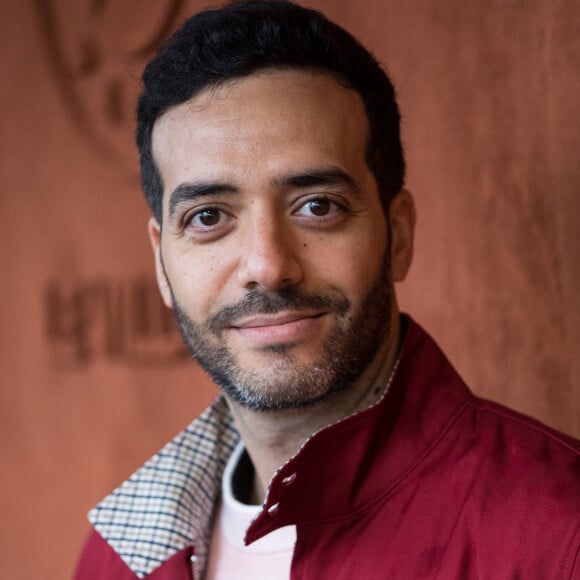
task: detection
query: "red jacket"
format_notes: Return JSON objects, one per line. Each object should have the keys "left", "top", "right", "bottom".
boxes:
{"left": 75, "top": 317, "right": 580, "bottom": 579}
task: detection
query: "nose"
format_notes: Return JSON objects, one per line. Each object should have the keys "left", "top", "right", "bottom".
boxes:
{"left": 236, "top": 219, "right": 303, "bottom": 292}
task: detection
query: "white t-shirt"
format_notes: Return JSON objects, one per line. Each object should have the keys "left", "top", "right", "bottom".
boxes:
{"left": 205, "top": 442, "right": 297, "bottom": 579}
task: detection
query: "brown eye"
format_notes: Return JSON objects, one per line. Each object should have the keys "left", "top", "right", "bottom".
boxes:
{"left": 185, "top": 206, "right": 235, "bottom": 241}
{"left": 307, "top": 199, "right": 331, "bottom": 216}
{"left": 293, "top": 197, "right": 347, "bottom": 225}
{"left": 193, "top": 208, "right": 221, "bottom": 226}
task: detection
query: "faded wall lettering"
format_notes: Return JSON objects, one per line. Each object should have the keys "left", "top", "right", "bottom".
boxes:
{"left": 44, "top": 276, "right": 189, "bottom": 368}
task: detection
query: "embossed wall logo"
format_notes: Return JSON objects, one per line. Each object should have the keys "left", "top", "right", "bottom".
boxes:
{"left": 44, "top": 277, "right": 189, "bottom": 368}
{"left": 33, "top": 0, "right": 186, "bottom": 174}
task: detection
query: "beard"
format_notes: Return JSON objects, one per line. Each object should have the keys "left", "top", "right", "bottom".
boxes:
{"left": 169, "top": 251, "right": 394, "bottom": 411}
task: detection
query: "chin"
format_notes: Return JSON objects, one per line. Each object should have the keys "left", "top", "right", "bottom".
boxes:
{"left": 208, "top": 358, "right": 352, "bottom": 411}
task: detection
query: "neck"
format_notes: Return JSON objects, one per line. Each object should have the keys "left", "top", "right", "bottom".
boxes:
{"left": 226, "top": 311, "right": 403, "bottom": 505}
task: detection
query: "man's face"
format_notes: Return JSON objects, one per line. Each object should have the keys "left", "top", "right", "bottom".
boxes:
{"left": 149, "top": 70, "right": 410, "bottom": 410}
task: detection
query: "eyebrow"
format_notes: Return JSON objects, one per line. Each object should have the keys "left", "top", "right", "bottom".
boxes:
{"left": 272, "top": 167, "right": 361, "bottom": 194}
{"left": 168, "top": 182, "right": 238, "bottom": 221}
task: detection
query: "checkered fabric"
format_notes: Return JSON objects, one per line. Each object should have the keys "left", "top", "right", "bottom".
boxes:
{"left": 89, "top": 395, "right": 239, "bottom": 579}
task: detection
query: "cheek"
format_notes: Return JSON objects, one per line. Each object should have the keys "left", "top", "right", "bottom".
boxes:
{"left": 310, "top": 233, "right": 387, "bottom": 296}
{"left": 166, "top": 247, "right": 235, "bottom": 316}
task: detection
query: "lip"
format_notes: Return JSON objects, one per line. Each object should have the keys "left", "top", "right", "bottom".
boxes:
{"left": 230, "top": 311, "right": 326, "bottom": 344}
{"left": 232, "top": 311, "right": 323, "bottom": 329}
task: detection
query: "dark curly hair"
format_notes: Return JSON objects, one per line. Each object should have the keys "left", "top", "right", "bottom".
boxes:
{"left": 136, "top": 0, "right": 405, "bottom": 222}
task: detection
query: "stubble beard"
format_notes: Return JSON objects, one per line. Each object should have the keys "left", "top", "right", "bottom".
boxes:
{"left": 169, "top": 251, "right": 394, "bottom": 411}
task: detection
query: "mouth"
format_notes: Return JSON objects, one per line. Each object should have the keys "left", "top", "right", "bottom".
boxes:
{"left": 229, "top": 311, "right": 327, "bottom": 344}
{"left": 232, "top": 311, "right": 325, "bottom": 329}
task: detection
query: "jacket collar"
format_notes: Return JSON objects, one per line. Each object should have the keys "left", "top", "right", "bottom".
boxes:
{"left": 89, "top": 397, "right": 239, "bottom": 579}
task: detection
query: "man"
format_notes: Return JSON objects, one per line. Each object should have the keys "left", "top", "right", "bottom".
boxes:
{"left": 75, "top": 1, "right": 580, "bottom": 578}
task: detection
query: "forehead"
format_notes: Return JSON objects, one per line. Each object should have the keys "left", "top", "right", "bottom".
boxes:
{"left": 151, "top": 69, "right": 371, "bottom": 197}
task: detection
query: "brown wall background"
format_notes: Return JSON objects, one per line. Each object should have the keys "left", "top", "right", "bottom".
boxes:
{"left": 1, "top": 1, "right": 578, "bottom": 578}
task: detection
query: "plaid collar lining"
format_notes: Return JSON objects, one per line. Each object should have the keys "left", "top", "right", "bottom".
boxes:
{"left": 89, "top": 395, "right": 239, "bottom": 579}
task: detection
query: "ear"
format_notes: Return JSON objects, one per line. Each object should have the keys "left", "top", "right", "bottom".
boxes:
{"left": 389, "top": 189, "right": 416, "bottom": 282}
{"left": 147, "top": 217, "right": 173, "bottom": 308}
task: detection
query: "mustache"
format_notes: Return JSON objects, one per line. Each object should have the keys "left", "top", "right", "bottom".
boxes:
{"left": 208, "top": 287, "right": 350, "bottom": 333}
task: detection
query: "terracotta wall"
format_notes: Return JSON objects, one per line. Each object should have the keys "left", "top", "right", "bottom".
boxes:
{"left": 1, "top": 1, "right": 578, "bottom": 578}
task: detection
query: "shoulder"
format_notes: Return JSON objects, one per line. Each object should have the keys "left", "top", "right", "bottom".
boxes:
{"left": 454, "top": 396, "right": 580, "bottom": 570}
{"left": 468, "top": 395, "right": 580, "bottom": 474}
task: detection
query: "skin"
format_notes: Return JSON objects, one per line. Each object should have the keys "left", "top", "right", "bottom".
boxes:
{"left": 148, "top": 69, "right": 416, "bottom": 503}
